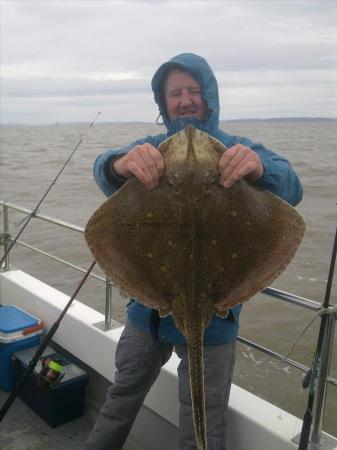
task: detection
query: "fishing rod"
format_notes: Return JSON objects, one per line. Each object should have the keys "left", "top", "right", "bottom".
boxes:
{"left": 0, "top": 111, "right": 101, "bottom": 269}
{"left": 0, "top": 260, "right": 96, "bottom": 422}
{"left": 298, "top": 224, "right": 337, "bottom": 450}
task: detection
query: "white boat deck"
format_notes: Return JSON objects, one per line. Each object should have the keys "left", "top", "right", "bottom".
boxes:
{"left": 0, "top": 388, "right": 96, "bottom": 450}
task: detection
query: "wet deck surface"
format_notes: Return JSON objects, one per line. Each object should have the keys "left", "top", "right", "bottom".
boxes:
{"left": 0, "top": 389, "right": 96, "bottom": 450}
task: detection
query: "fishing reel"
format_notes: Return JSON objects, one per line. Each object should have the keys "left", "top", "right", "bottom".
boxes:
{"left": 37, "top": 356, "right": 65, "bottom": 390}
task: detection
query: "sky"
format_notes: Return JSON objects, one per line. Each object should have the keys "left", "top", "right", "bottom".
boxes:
{"left": 1, "top": 0, "right": 337, "bottom": 124}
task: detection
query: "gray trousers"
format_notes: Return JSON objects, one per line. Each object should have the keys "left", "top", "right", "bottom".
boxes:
{"left": 85, "top": 320, "right": 235, "bottom": 450}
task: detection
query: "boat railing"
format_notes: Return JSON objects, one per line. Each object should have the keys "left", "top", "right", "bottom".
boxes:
{"left": 1, "top": 200, "right": 336, "bottom": 445}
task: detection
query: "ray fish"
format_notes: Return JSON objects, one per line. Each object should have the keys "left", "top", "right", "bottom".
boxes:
{"left": 84, "top": 126, "right": 305, "bottom": 450}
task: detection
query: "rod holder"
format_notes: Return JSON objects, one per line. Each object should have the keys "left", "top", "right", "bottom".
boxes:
{"left": 105, "top": 276, "right": 113, "bottom": 330}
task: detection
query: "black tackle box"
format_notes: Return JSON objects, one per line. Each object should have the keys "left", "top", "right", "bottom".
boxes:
{"left": 11, "top": 346, "right": 89, "bottom": 427}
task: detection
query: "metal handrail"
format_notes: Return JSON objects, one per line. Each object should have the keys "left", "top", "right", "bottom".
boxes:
{"left": 263, "top": 287, "right": 322, "bottom": 311}
{"left": 1, "top": 200, "right": 336, "bottom": 444}
{"left": 237, "top": 336, "right": 337, "bottom": 387}
{"left": 8, "top": 238, "right": 107, "bottom": 283}
{"left": 0, "top": 201, "right": 84, "bottom": 233}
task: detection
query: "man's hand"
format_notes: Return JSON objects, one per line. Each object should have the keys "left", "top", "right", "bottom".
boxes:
{"left": 218, "top": 144, "right": 264, "bottom": 188}
{"left": 113, "top": 143, "right": 165, "bottom": 189}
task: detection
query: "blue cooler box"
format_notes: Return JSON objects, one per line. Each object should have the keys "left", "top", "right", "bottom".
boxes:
{"left": 0, "top": 305, "right": 43, "bottom": 391}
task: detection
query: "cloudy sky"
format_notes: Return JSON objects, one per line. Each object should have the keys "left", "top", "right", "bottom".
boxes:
{"left": 1, "top": 0, "right": 336, "bottom": 124}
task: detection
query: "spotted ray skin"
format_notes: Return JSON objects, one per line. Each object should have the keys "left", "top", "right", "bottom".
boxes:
{"left": 85, "top": 126, "right": 305, "bottom": 450}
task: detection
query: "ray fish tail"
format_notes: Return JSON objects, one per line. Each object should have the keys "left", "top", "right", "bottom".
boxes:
{"left": 186, "top": 326, "right": 207, "bottom": 450}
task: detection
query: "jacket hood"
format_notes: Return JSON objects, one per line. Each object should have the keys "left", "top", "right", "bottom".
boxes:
{"left": 151, "top": 53, "right": 220, "bottom": 134}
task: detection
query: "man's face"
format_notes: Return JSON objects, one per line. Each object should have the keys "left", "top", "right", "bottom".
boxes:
{"left": 163, "top": 70, "right": 208, "bottom": 122}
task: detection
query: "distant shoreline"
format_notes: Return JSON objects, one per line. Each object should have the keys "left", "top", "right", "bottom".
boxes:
{"left": 222, "top": 117, "right": 337, "bottom": 123}
{"left": 1, "top": 117, "right": 337, "bottom": 126}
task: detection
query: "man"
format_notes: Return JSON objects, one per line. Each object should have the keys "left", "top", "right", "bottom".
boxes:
{"left": 86, "top": 53, "right": 303, "bottom": 450}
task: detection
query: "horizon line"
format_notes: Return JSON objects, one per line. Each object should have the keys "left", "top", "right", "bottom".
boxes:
{"left": 1, "top": 116, "right": 337, "bottom": 126}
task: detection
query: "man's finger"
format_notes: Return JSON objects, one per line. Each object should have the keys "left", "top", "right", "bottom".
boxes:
{"left": 139, "top": 150, "right": 162, "bottom": 186}
{"left": 149, "top": 147, "right": 165, "bottom": 177}
{"left": 233, "top": 160, "right": 259, "bottom": 180}
{"left": 126, "top": 159, "right": 156, "bottom": 189}
{"left": 126, "top": 160, "right": 146, "bottom": 183}
{"left": 218, "top": 147, "right": 238, "bottom": 171}
{"left": 220, "top": 157, "right": 263, "bottom": 188}
{"left": 219, "top": 147, "right": 246, "bottom": 180}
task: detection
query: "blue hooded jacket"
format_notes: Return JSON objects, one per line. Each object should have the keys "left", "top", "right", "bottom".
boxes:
{"left": 93, "top": 53, "right": 303, "bottom": 345}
